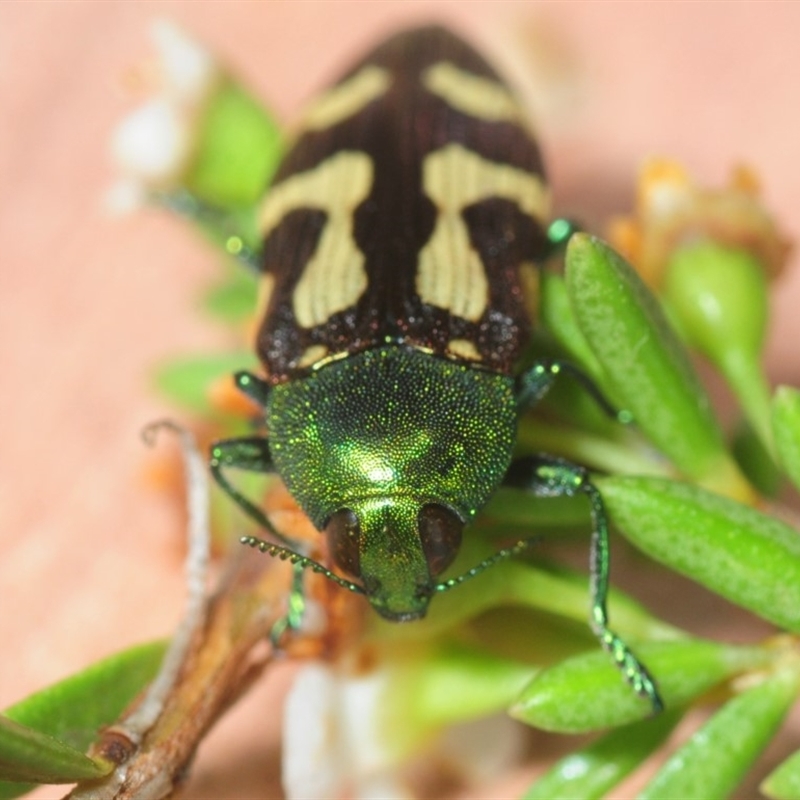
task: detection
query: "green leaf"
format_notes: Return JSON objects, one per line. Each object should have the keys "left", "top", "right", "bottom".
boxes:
{"left": 482, "top": 488, "right": 589, "bottom": 528}
{"left": 664, "top": 242, "right": 773, "bottom": 451}
{"left": 732, "top": 418, "right": 782, "bottom": 497}
{"left": 565, "top": 234, "right": 751, "bottom": 501}
{"left": 0, "top": 641, "right": 165, "bottom": 799}
{"left": 664, "top": 242, "right": 768, "bottom": 365}
{"left": 596, "top": 475, "right": 800, "bottom": 632}
{"left": 773, "top": 385, "right": 800, "bottom": 492}
{"left": 763, "top": 747, "right": 800, "bottom": 799}
{"left": 202, "top": 266, "right": 258, "bottom": 323}
{"left": 522, "top": 711, "right": 680, "bottom": 799}
{"left": 638, "top": 668, "right": 800, "bottom": 799}
{"left": 154, "top": 351, "right": 258, "bottom": 414}
{"left": 0, "top": 716, "right": 110, "bottom": 785}
{"left": 511, "top": 639, "right": 769, "bottom": 733}
{"left": 370, "top": 555, "right": 679, "bottom": 645}
{"left": 390, "top": 642, "right": 534, "bottom": 733}
{"left": 539, "top": 269, "right": 607, "bottom": 389}
{"left": 186, "top": 79, "right": 283, "bottom": 208}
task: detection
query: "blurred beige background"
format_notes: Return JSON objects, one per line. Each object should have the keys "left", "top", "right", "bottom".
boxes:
{"left": 2, "top": 2, "right": 800, "bottom": 797}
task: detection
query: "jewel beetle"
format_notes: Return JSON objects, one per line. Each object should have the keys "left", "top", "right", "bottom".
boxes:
{"left": 210, "top": 25, "right": 661, "bottom": 711}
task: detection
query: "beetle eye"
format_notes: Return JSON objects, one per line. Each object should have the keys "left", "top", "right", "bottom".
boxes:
{"left": 325, "top": 509, "right": 362, "bottom": 578}
{"left": 418, "top": 504, "right": 463, "bottom": 576}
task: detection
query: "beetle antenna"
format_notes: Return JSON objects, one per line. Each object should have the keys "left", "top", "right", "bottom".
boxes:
{"left": 240, "top": 535, "right": 366, "bottom": 595}
{"left": 432, "top": 538, "right": 537, "bottom": 594}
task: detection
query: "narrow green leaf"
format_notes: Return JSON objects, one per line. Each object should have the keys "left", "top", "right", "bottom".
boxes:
{"left": 154, "top": 352, "right": 258, "bottom": 414}
{"left": 638, "top": 668, "right": 800, "bottom": 799}
{"left": 664, "top": 242, "right": 773, "bottom": 452}
{"left": 186, "top": 79, "right": 283, "bottom": 208}
{"left": 482, "top": 488, "right": 589, "bottom": 528}
{"left": 511, "top": 639, "right": 769, "bottom": 733}
{"left": 732, "top": 418, "right": 782, "bottom": 497}
{"left": 392, "top": 642, "right": 534, "bottom": 730}
{"left": 0, "top": 641, "right": 165, "bottom": 799}
{"left": 773, "top": 385, "right": 800, "bottom": 492}
{"left": 522, "top": 711, "right": 680, "bottom": 799}
{"left": 565, "top": 234, "right": 751, "bottom": 500}
{"left": 763, "top": 747, "right": 800, "bottom": 799}
{"left": 596, "top": 475, "right": 800, "bottom": 632}
{"left": 0, "top": 716, "right": 109, "bottom": 785}
{"left": 664, "top": 243, "right": 768, "bottom": 366}
{"left": 539, "top": 269, "right": 607, "bottom": 388}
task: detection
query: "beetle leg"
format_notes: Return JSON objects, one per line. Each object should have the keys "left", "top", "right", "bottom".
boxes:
{"left": 516, "top": 359, "right": 628, "bottom": 422}
{"left": 515, "top": 360, "right": 560, "bottom": 410}
{"left": 503, "top": 454, "right": 663, "bottom": 713}
{"left": 269, "top": 563, "right": 307, "bottom": 647}
{"left": 211, "top": 436, "right": 317, "bottom": 641}
{"left": 544, "top": 216, "right": 580, "bottom": 258}
{"left": 233, "top": 370, "right": 271, "bottom": 406}
{"left": 209, "top": 435, "right": 300, "bottom": 549}
{"left": 155, "top": 189, "right": 262, "bottom": 271}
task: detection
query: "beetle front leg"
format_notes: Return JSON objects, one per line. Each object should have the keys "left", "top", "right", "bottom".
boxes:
{"left": 544, "top": 217, "right": 580, "bottom": 258}
{"left": 155, "top": 189, "right": 263, "bottom": 270}
{"left": 210, "top": 434, "right": 301, "bottom": 550}
{"left": 503, "top": 454, "right": 663, "bottom": 713}
{"left": 211, "top": 435, "right": 314, "bottom": 642}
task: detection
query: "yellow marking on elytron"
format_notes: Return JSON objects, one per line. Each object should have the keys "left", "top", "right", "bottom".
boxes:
{"left": 248, "top": 272, "right": 276, "bottom": 361}
{"left": 416, "top": 143, "right": 550, "bottom": 321}
{"left": 422, "top": 62, "right": 523, "bottom": 124}
{"left": 255, "top": 273, "right": 276, "bottom": 328}
{"left": 301, "top": 65, "right": 392, "bottom": 131}
{"left": 296, "top": 344, "right": 329, "bottom": 369}
{"left": 518, "top": 261, "right": 540, "bottom": 322}
{"left": 447, "top": 338, "right": 482, "bottom": 362}
{"left": 260, "top": 151, "right": 373, "bottom": 329}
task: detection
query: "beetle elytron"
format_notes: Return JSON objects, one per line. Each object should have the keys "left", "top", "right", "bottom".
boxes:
{"left": 210, "top": 25, "right": 661, "bottom": 711}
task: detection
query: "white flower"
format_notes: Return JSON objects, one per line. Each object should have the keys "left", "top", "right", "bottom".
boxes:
{"left": 281, "top": 659, "right": 527, "bottom": 800}
{"left": 107, "top": 20, "right": 220, "bottom": 213}
{"left": 111, "top": 98, "right": 192, "bottom": 185}
{"left": 151, "top": 19, "right": 217, "bottom": 105}
{"left": 282, "top": 662, "right": 413, "bottom": 800}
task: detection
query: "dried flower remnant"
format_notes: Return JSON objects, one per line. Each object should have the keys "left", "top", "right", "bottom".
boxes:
{"left": 609, "top": 159, "right": 790, "bottom": 289}
{"left": 610, "top": 160, "right": 793, "bottom": 453}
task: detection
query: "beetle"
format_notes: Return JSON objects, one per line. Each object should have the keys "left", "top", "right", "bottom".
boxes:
{"left": 209, "top": 25, "right": 661, "bottom": 711}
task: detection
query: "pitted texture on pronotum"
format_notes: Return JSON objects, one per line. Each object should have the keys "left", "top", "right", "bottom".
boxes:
{"left": 266, "top": 344, "right": 516, "bottom": 619}
{"left": 267, "top": 345, "right": 516, "bottom": 523}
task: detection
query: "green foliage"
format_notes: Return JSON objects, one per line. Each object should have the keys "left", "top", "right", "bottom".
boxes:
{"left": 596, "top": 476, "right": 800, "bottom": 632}
{"left": 522, "top": 712, "right": 680, "bottom": 799}
{"left": 664, "top": 241, "right": 773, "bottom": 451}
{"left": 0, "top": 642, "right": 165, "bottom": 798}
{"left": 186, "top": 79, "right": 282, "bottom": 208}
{"left": 0, "top": 716, "right": 110, "bottom": 789}
{"left": 154, "top": 351, "right": 258, "bottom": 415}
{"left": 202, "top": 264, "right": 259, "bottom": 323}
{"left": 774, "top": 386, "right": 800, "bottom": 492}
{"left": 763, "top": 747, "right": 800, "bottom": 799}
{"left": 565, "top": 235, "right": 750, "bottom": 498}
{"left": 638, "top": 668, "right": 800, "bottom": 799}
{"left": 512, "top": 639, "right": 770, "bottom": 732}
{"left": 10, "top": 41, "right": 799, "bottom": 796}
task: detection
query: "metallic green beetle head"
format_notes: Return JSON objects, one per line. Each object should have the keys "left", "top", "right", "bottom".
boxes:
{"left": 266, "top": 345, "right": 517, "bottom": 622}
